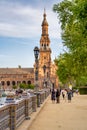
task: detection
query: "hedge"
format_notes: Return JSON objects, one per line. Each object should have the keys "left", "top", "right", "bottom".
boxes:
{"left": 79, "top": 87, "right": 87, "bottom": 95}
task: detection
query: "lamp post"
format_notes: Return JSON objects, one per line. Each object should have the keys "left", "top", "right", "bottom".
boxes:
{"left": 43, "top": 65, "right": 46, "bottom": 88}
{"left": 0, "top": 81, "right": 2, "bottom": 98}
{"left": 0, "top": 76, "right": 3, "bottom": 98}
{"left": 34, "top": 46, "right": 39, "bottom": 91}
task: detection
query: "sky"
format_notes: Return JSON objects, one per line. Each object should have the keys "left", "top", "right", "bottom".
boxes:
{"left": 0, "top": 0, "right": 63, "bottom": 68}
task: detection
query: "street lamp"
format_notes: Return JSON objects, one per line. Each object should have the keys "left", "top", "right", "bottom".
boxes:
{"left": 0, "top": 76, "right": 3, "bottom": 98}
{"left": 34, "top": 46, "right": 39, "bottom": 91}
{"left": 0, "top": 81, "right": 2, "bottom": 98}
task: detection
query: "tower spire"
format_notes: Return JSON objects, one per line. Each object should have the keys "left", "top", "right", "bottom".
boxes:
{"left": 40, "top": 10, "right": 51, "bottom": 49}
{"left": 42, "top": 9, "right": 48, "bottom": 26}
{"left": 44, "top": 8, "right": 46, "bottom": 14}
{"left": 43, "top": 8, "right": 46, "bottom": 20}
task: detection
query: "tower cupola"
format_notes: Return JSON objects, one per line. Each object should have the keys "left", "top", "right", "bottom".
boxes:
{"left": 40, "top": 9, "right": 50, "bottom": 51}
{"left": 42, "top": 9, "right": 48, "bottom": 26}
{"left": 41, "top": 9, "right": 49, "bottom": 37}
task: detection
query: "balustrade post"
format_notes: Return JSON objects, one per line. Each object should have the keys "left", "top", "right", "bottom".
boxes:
{"left": 25, "top": 99, "right": 30, "bottom": 120}
{"left": 10, "top": 104, "right": 17, "bottom": 130}
{"left": 32, "top": 95, "right": 37, "bottom": 112}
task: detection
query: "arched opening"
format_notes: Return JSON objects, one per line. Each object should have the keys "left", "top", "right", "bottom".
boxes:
{"left": 17, "top": 81, "right": 21, "bottom": 85}
{"left": 22, "top": 81, "right": 26, "bottom": 84}
{"left": 47, "top": 72, "right": 49, "bottom": 78}
{"left": 12, "top": 81, "right": 16, "bottom": 86}
{"left": 44, "top": 44, "right": 46, "bottom": 50}
{"left": 1, "top": 81, "right": 5, "bottom": 86}
{"left": 7, "top": 81, "right": 10, "bottom": 86}
{"left": 27, "top": 81, "right": 31, "bottom": 85}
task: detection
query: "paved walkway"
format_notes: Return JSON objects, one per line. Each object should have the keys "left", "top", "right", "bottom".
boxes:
{"left": 18, "top": 94, "right": 87, "bottom": 130}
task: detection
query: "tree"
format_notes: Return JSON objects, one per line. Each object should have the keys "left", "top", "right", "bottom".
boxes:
{"left": 55, "top": 53, "right": 75, "bottom": 85}
{"left": 19, "top": 83, "right": 27, "bottom": 89}
{"left": 12, "top": 85, "right": 17, "bottom": 89}
{"left": 27, "top": 84, "right": 35, "bottom": 89}
{"left": 53, "top": 0, "right": 87, "bottom": 86}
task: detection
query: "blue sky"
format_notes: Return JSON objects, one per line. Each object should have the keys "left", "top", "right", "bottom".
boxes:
{"left": 0, "top": 0, "right": 63, "bottom": 68}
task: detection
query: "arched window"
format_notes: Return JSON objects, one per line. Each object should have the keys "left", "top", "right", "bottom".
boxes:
{"left": 7, "top": 81, "right": 10, "bottom": 86}
{"left": 44, "top": 56, "right": 46, "bottom": 59}
{"left": 22, "top": 81, "right": 26, "bottom": 84}
{"left": 12, "top": 81, "right": 15, "bottom": 86}
{"left": 44, "top": 44, "right": 46, "bottom": 50}
{"left": 27, "top": 81, "right": 31, "bottom": 84}
{"left": 17, "top": 81, "right": 21, "bottom": 85}
{"left": 1, "top": 81, "right": 5, "bottom": 86}
{"left": 47, "top": 72, "right": 49, "bottom": 78}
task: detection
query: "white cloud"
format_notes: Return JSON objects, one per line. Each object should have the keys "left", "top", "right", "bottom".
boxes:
{"left": 0, "top": 22, "right": 40, "bottom": 38}
{"left": 0, "top": 0, "right": 64, "bottom": 67}
{"left": 0, "top": 2, "right": 61, "bottom": 39}
{"left": 0, "top": 54, "right": 15, "bottom": 58}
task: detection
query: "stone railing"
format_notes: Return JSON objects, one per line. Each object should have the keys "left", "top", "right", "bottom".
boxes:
{"left": 0, "top": 89, "right": 50, "bottom": 130}
{"left": 15, "top": 99, "right": 25, "bottom": 128}
{"left": 0, "top": 105, "right": 10, "bottom": 130}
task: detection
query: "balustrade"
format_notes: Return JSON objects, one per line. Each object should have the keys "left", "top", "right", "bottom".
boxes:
{"left": 0, "top": 106, "right": 10, "bottom": 130}
{"left": 0, "top": 89, "right": 50, "bottom": 130}
{"left": 16, "top": 100, "right": 25, "bottom": 128}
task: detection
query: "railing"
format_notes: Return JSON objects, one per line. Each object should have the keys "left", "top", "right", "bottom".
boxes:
{"left": 16, "top": 100, "right": 25, "bottom": 128}
{"left": 31, "top": 95, "right": 37, "bottom": 112}
{"left": 0, "top": 105, "right": 10, "bottom": 130}
{"left": 0, "top": 89, "right": 50, "bottom": 130}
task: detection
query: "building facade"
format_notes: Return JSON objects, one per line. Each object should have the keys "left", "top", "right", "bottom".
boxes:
{"left": 0, "top": 10, "right": 58, "bottom": 90}
{"left": 0, "top": 68, "right": 34, "bottom": 90}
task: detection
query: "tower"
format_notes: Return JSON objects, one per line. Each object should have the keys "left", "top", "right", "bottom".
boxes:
{"left": 38, "top": 9, "right": 52, "bottom": 88}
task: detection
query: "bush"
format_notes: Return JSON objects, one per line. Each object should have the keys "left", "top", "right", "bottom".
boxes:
{"left": 19, "top": 83, "right": 35, "bottom": 90}
{"left": 19, "top": 83, "right": 27, "bottom": 89}
{"left": 79, "top": 87, "right": 87, "bottom": 95}
{"left": 12, "top": 85, "right": 17, "bottom": 89}
{"left": 27, "top": 84, "right": 35, "bottom": 89}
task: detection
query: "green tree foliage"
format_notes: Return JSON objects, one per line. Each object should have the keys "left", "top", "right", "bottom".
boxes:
{"left": 27, "top": 84, "right": 35, "bottom": 89}
{"left": 55, "top": 53, "right": 75, "bottom": 84}
{"left": 19, "top": 83, "right": 35, "bottom": 90}
{"left": 19, "top": 83, "right": 27, "bottom": 89}
{"left": 12, "top": 85, "right": 17, "bottom": 89}
{"left": 53, "top": 0, "right": 87, "bottom": 86}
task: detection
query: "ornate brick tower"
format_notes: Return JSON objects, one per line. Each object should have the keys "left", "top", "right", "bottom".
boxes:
{"left": 34, "top": 10, "right": 59, "bottom": 89}
{"left": 38, "top": 10, "right": 52, "bottom": 88}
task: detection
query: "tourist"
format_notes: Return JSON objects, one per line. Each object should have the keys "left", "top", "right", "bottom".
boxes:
{"left": 61, "top": 89, "right": 65, "bottom": 99}
{"left": 56, "top": 88, "right": 60, "bottom": 103}
{"left": 67, "top": 89, "right": 72, "bottom": 103}
{"left": 61, "top": 89, "right": 67, "bottom": 101}
{"left": 51, "top": 88, "right": 56, "bottom": 103}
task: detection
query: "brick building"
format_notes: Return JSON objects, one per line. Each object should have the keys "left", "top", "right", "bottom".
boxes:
{"left": 0, "top": 68, "right": 34, "bottom": 90}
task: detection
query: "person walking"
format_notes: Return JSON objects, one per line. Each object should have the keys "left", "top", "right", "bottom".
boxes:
{"left": 61, "top": 89, "right": 67, "bottom": 101}
{"left": 67, "top": 89, "right": 72, "bottom": 103}
{"left": 51, "top": 88, "right": 55, "bottom": 103}
{"left": 56, "top": 88, "right": 60, "bottom": 103}
{"left": 61, "top": 89, "right": 65, "bottom": 100}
